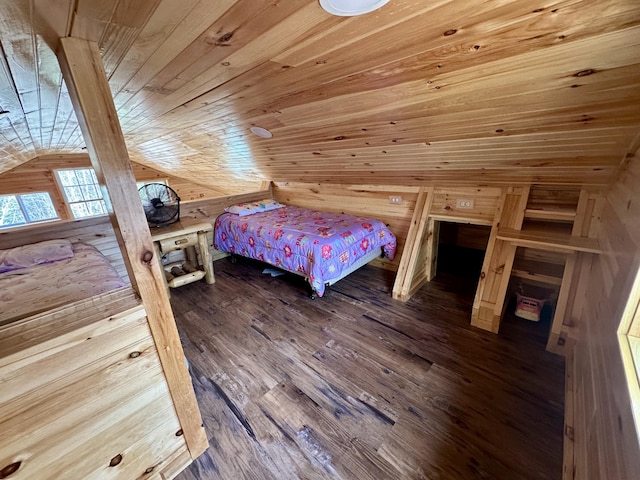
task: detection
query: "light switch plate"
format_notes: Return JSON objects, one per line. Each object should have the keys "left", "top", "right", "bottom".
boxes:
{"left": 389, "top": 195, "right": 403, "bottom": 205}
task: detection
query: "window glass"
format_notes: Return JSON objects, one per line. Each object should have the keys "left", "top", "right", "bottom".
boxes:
{"left": 20, "top": 193, "right": 59, "bottom": 222}
{"left": 0, "top": 192, "right": 58, "bottom": 229}
{"left": 57, "top": 168, "right": 108, "bottom": 219}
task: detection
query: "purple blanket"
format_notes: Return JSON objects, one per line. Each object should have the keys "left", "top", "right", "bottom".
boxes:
{"left": 214, "top": 205, "right": 396, "bottom": 296}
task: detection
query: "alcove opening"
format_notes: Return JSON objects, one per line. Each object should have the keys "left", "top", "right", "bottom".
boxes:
{"left": 435, "top": 222, "right": 490, "bottom": 280}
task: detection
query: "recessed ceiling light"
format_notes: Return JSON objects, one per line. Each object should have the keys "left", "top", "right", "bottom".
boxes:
{"left": 250, "top": 126, "right": 273, "bottom": 138}
{"left": 319, "top": 0, "right": 390, "bottom": 16}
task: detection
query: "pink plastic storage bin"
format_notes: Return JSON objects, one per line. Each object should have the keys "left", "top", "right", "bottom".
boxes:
{"left": 515, "top": 293, "right": 545, "bottom": 322}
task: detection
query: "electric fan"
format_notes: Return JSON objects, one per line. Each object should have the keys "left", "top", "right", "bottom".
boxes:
{"left": 138, "top": 183, "right": 181, "bottom": 227}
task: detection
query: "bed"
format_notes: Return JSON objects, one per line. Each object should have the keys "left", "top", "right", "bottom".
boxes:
{"left": 0, "top": 239, "right": 127, "bottom": 324}
{"left": 214, "top": 202, "right": 396, "bottom": 297}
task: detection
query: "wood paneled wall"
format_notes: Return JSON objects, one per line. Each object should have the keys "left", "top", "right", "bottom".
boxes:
{"left": 0, "top": 298, "right": 191, "bottom": 479}
{"left": 568, "top": 157, "right": 640, "bottom": 478}
{"left": 132, "top": 163, "right": 227, "bottom": 200}
{"left": 0, "top": 153, "right": 224, "bottom": 222}
{"left": 272, "top": 182, "right": 418, "bottom": 271}
{"left": 2, "top": 0, "right": 640, "bottom": 190}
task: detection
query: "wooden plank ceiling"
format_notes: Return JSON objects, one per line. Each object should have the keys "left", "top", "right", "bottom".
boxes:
{"left": 0, "top": 0, "right": 639, "bottom": 193}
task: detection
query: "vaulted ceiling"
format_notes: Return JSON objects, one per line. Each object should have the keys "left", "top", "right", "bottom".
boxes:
{"left": 0, "top": 0, "right": 639, "bottom": 194}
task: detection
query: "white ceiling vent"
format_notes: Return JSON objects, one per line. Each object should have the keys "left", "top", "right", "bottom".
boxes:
{"left": 319, "top": 0, "right": 390, "bottom": 16}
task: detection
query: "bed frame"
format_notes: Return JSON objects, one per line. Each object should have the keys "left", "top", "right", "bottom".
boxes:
{"left": 235, "top": 246, "right": 383, "bottom": 299}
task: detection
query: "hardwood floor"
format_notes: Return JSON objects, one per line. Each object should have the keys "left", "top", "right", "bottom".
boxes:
{"left": 172, "top": 257, "right": 565, "bottom": 480}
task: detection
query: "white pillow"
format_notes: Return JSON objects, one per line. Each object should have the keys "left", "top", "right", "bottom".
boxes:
{"left": 0, "top": 239, "right": 74, "bottom": 273}
{"left": 224, "top": 199, "right": 286, "bottom": 217}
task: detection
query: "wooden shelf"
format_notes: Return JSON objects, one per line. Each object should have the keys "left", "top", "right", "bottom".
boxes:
{"left": 524, "top": 208, "right": 576, "bottom": 221}
{"left": 497, "top": 228, "right": 601, "bottom": 254}
{"left": 511, "top": 259, "right": 564, "bottom": 286}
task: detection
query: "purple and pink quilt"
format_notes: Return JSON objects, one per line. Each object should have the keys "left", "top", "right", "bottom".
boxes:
{"left": 214, "top": 205, "right": 396, "bottom": 296}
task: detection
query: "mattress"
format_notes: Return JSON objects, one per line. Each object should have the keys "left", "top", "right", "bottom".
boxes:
{"left": 214, "top": 205, "right": 396, "bottom": 296}
{"left": 0, "top": 241, "right": 127, "bottom": 323}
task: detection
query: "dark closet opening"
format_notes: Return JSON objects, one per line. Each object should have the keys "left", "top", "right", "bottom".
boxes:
{"left": 435, "top": 222, "right": 491, "bottom": 280}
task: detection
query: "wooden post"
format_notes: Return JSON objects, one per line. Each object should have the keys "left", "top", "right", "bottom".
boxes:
{"left": 392, "top": 187, "right": 433, "bottom": 301}
{"left": 548, "top": 189, "right": 604, "bottom": 354}
{"left": 57, "top": 37, "right": 208, "bottom": 459}
{"left": 471, "top": 186, "right": 530, "bottom": 332}
{"left": 425, "top": 218, "right": 439, "bottom": 282}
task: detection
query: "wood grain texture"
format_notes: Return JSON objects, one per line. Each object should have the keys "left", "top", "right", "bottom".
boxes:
{"left": 471, "top": 186, "right": 529, "bottom": 332}
{"left": 391, "top": 187, "right": 432, "bottom": 301}
{"left": 0, "top": 0, "right": 639, "bottom": 187}
{"left": 566, "top": 156, "right": 640, "bottom": 479}
{"left": 0, "top": 302, "right": 189, "bottom": 480}
{"left": 57, "top": 37, "right": 207, "bottom": 459}
{"left": 169, "top": 254, "right": 565, "bottom": 480}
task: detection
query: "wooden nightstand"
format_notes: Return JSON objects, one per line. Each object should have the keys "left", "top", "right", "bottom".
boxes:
{"left": 150, "top": 219, "right": 215, "bottom": 292}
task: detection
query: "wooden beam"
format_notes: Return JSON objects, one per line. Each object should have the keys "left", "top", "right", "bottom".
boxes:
{"left": 496, "top": 228, "right": 602, "bottom": 254}
{"left": 424, "top": 218, "right": 439, "bottom": 283}
{"left": 392, "top": 187, "right": 432, "bottom": 301}
{"left": 56, "top": 37, "right": 207, "bottom": 459}
{"left": 471, "top": 186, "right": 530, "bottom": 333}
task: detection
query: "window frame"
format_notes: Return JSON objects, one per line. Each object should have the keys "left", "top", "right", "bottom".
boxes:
{"left": 618, "top": 264, "right": 640, "bottom": 441}
{"left": 54, "top": 168, "right": 109, "bottom": 220}
{"left": 0, "top": 191, "right": 60, "bottom": 229}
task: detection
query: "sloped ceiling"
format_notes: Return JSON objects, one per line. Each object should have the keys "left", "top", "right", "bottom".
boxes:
{"left": 0, "top": 0, "right": 639, "bottom": 193}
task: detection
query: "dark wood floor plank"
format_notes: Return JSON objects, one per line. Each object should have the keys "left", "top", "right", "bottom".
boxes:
{"left": 259, "top": 380, "right": 400, "bottom": 480}
{"left": 173, "top": 258, "right": 564, "bottom": 480}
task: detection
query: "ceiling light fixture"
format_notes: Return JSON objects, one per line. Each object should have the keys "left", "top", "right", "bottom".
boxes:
{"left": 250, "top": 126, "right": 273, "bottom": 138}
{"left": 319, "top": 0, "right": 390, "bottom": 16}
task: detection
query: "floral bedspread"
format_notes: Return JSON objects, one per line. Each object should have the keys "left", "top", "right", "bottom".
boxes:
{"left": 214, "top": 205, "right": 396, "bottom": 296}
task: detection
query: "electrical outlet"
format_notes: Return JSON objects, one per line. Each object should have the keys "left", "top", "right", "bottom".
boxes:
{"left": 389, "top": 195, "right": 403, "bottom": 205}
{"left": 457, "top": 199, "right": 474, "bottom": 209}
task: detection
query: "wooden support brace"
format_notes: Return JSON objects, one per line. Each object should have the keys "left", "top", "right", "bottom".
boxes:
{"left": 392, "top": 187, "right": 433, "bottom": 301}
{"left": 472, "top": 186, "right": 530, "bottom": 333}
{"left": 547, "top": 252, "right": 578, "bottom": 354}
{"left": 57, "top": 37, "right": 207, "bottom": 459}
{"left": 425, "top": 218, "right": 440, "bottom": 283}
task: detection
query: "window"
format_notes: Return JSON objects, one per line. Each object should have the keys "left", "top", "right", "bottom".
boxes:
{"left": 56, "top": 168, "right": 108, "bottom": 218}
{"left": 0, "top": 192, "right": 59, "bottom": 229}
{"left": 619, "top": 265, "right": 640, "bottom": 441}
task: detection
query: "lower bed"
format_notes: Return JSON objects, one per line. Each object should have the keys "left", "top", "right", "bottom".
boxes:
{"left": 0, "top": 239, "right": 127, "bottom": 324}
{"left": 214, "top": 205, "right": 396, "bottom": 296}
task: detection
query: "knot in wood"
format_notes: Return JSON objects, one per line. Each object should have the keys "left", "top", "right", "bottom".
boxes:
{"left": 443, "top": 29, "right": 457, "bottom": 36}
{"left": 444, "top": 205, "right": 452, "bottom": 211}
{"left": 573, "top": 68, "right": 595, "bottom": 77}
{"left": 129, "top": 351, "right": 141, "bottom": 358}
{"left": 109, "top": 454, "right": 123, "bottom": 467}
{"left": 0, "top": 461, "right": 21, "bottom": 478}
{"left": 142, "top": 250, "right": 154, "bottom": 264}
{"left": 144, "top": 467, "right": 155, "bottom": 474}
{"left": 217, "top": 32, "right": 233, "bottom": 43}
{"left": 175, "top": 429, "right": 184, "bottom": 436}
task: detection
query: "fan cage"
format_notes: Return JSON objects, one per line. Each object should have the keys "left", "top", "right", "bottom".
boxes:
{"left": 138, "top": 183, "right": 181, "bottom": 228}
